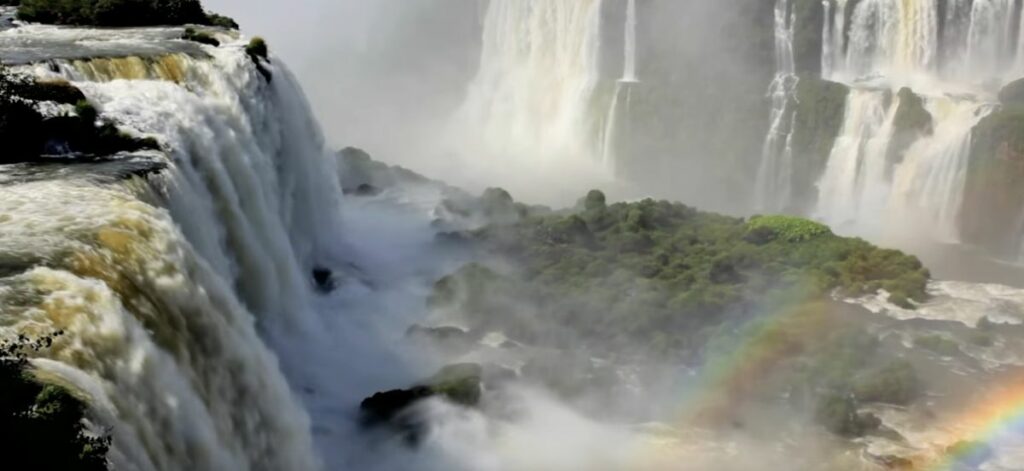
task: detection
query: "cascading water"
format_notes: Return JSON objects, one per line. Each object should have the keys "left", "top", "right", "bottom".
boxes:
{"left": 754, "top": 0, "right": 798, "bottom": 212}
{"left": 887, "top": 98, "right": 993, "bottom": 241}
{"left": 456, "top": 0, "right": 605, "bottom": 166}
{"left": 622, "top": 0, "right": 637, "bottom": 83}
{"left": 0, "top": 27, "right": 351, "bottom": 471}
{"left": 800, "top": 0, "right": 1024, "bottom": 242}
{"left": 815, "top": 89, "right": 897, "bottom": 231}
{"left": 835, "top": 0, "right": 939, "bottom": 79}
{"left": 602, "top": 0, "right": 639, "bottom": 170}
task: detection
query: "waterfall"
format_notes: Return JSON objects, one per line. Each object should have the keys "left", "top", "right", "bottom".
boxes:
{"left": 888, "top": 99, "right": 992, "bottom": 241}
{"left": 964, "top": 0, "right": 1019, "bottom": 80}
{"left": 0, "top": 38, "right": 346, "bottom": 470}
{"left": 754, "top": 0, "right": 798, "bottom": 212}
{"left": 602, "top": 0, "right": 640, "bottom": 171}
{"left": 623, "top": 0, "right": 638, "bottom": 83}
{"left": 802, "top": 0, "right": 1017, "bottom": 243}
{"left": 838, "top": 0, "right": 939, "bottom": 80}
{"left": 456, "top": 0, "right": 606, "bottom": 164}
{"left": 815, "top": 90, "right": 897, "bottom": 231}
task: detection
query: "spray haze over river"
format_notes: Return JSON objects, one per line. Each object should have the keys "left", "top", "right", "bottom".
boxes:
{"left": 3, "top": 0, "right": 1024, "bottom": 470}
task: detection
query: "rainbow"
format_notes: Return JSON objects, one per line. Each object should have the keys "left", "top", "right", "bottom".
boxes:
{"left": 918, "top": 376, "right": 1024, "bottom": 470}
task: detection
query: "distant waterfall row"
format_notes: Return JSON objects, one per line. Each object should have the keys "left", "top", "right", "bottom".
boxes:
{"left": 758, "top": 0, "right": 1018, "bottom": 249}
{"left": 824, "top": 0, "right": 1024, "bottom": 82}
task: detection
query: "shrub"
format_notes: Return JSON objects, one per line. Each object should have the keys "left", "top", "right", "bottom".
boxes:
{"left": 747, "top": 215, "right": 832, "bottom": 242}
{"left": 246, "top": 36, "right": 269, "bottom": 60}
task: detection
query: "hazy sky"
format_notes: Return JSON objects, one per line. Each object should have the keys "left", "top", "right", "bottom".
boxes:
{"left": 203, "top": 0, "right": 481, "bottom": 164}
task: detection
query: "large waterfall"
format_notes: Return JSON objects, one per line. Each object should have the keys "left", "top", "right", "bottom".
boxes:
{"left": 0, "top": 27, "right": 349, "bottom": 471}
{"left": 455, "top": 0, "right": 606, "bottom": 169}
{"left": 763, "top": 0, "right": 1024, "bottom": 243}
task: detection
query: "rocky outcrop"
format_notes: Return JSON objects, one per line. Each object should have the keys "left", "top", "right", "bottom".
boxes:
{"left": 790, "top": 78, "right": 849, "bottom": 210}
{"left": 998, "top": 78, "right": 1024, "bottom": 106}
{"left": 359, "top": 363, "right": 483, "bottom": 441}
{"left": 888, "top": 87, "right": 933, "bottom": 168}
{"left": 961, "top": 107, "right": 1024, "bottom": 258}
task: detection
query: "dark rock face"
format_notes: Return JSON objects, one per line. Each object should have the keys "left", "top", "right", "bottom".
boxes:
{"left": 358, "top": 363, "right": 484, "bottom": 443}
{"left": 792, "top": 0, "right": 825, "bottom": 76}
{"left": 790, "top": 78, "right": 849, "bottom": 211}
{"left": 349, "top": 183, "right": 381, "bottom": 197}
{"left": 961, "top": 107, "right": 1024, "bottom": 258}
{"left": 360, "top": 386, "right": 435, "bottom": 425}
{"left": 887, "top": 87, "right": 933, "bottom": 168}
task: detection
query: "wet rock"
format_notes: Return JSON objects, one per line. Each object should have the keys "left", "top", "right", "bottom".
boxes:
{"left": 999, "top": 77, "right": 1024, "bottom": 106}
{"left": 312, "top": 266, "right": 334, "bottom": 292}
{"left": 961, "top": 106, "right": 1024, "bottom": 258}
{"left": 359, "top": 363, "right": 483, "bottom": 431}
{"left": 348, "top": 183, "right": 381, "bottom": 197}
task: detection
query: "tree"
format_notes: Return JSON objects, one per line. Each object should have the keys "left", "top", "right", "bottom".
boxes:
{"left": 0, "top": 333, "right": 110, "bottom": 470}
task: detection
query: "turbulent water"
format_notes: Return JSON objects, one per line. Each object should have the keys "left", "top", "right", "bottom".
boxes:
{"left": 0, "top": 27, "right": 346, "bottom": 471}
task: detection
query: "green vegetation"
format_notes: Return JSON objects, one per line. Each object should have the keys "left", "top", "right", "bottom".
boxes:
{"left": 431, "top": 191, "right": 930, "bottom": 353}
{"left": 14, "top": 0, "right": 237, "bottom": 28}
{"left": 962, "top": 105, "right": 1024, "bottom": 257}
{"left": 0, "top": 65, "right": 158, "bottom": 163}
{"left": 181, "top": 27, "right": 218, "bottom": 46}
{"left": 246, "top": 36, "right": 268, "bottom": 61}
{"left": 747, "top": 215, "right": 832, "bottom": 242}
{"left": 1, "top": 333, "right": 110, "bottom": 470}
{"left": 245, "top": 37, "right": 271, "bottom": 81}
{"left": 425, "top": 363, "right": 482, "bottom": 407}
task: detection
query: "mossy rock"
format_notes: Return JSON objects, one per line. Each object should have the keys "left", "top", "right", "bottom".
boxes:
{"left": 18, "top": 79, "right": 86, "bottom": 104}
{"left": 359, "top": 363, "right": 483, "bottom": 426}
{"left": 182, "top": 28, "right": 220, "bottom": 47}
{"left": 791, "top": 78, "right": 849, "bottom": 210}
{"left": 961, "top": 106, "right": 1024, "bottom": 257}
{"left": 998, "top": 78, "right": 1024, "bottom": 106}
{"left": 246, "top": 37, "right": 269, "bottom": 61}
{"left": 427, "top": 363, "right": 482, "bottom": 407}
